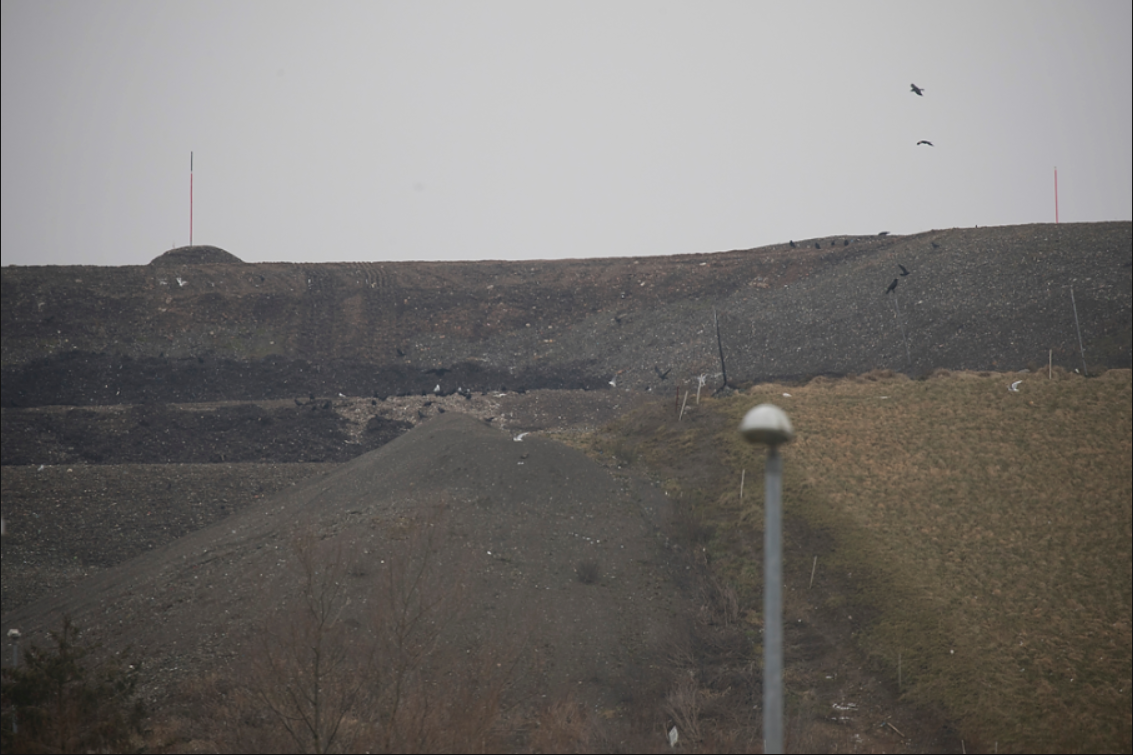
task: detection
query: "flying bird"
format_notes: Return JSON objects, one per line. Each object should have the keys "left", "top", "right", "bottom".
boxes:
{"left": 899, "top": 264, "right": 910, "bottom": 276}
{"left": 917, "top": 140, "right": 934, "bottom": 146}
{"left": 910, "top": 83, "right": 925, "bottom": 96}
{"left": 885, "top": 278, "right": 899, "bottom": 294}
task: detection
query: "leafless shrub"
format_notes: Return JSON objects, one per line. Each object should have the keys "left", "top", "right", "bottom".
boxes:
{"left": 663, "top": 503, "right": 715, "bottom": 547}
{"left": 662, "top": 674, "right": 705, "bottom": 747}
{"left": 226, "top": 513, "right": 523, "bottom": 754}
{"left": 0, "top": 616, "right": 145, "bottom": 755}
{"left": 575, "top": 560, "right": 600, "bottom": 585}
{"left": 525, "top": 698, "right": 595, "bottom": 754}
{"left": 245, "top": 532, "right": 374, "bottom": 754}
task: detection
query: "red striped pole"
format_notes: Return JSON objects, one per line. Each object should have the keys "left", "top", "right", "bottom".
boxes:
{"left": 190, "top": 152, "right": 194, "bottom": 245}
{"left": 1054, "top": 167, "right": 1059, "bottom": 224}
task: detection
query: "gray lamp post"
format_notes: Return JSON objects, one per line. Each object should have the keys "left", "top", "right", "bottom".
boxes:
{"left": 739, "top": 404, "right": 795, "bottom": 754}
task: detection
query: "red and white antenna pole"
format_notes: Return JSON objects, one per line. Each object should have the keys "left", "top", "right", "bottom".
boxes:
{"left": 190, "top": 151, "right": 194, "bottom": 245}
{"left": 1054, "top": 166, "right": 1059, "bottom": 224}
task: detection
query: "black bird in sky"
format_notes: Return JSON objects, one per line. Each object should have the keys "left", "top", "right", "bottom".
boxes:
{"left": 910, "top": 83, "right": 925, "bottom": 96}
{"left": 899, "top": 264, "right": 910, "bottom": 276}
{"left": 917, "top": 140, "right": 934, "bottom": 146}
{"left": 886, "top": 278, "right": 899, "bottom": 294}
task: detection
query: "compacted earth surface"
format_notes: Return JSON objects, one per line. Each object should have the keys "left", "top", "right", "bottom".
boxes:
{"left": 3, "top": 222, "right": 1129, "bottom": 751}
{"left": 3, "top": 392, "right": 962, "bottom": 752}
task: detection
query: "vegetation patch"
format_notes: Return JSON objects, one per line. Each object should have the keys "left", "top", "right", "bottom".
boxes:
{"left": 584, "top": 369, "right": 1132, "bottom": 752}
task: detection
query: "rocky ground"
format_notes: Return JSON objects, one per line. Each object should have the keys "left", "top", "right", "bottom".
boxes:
{"left": 4, "top": 223, "right": 1129, "bottom": 408}
{"left": 2, "top": 222, "right": 1128, "bottom": 751}
{"left": 1, "top": 389, "right": 653, "bottom": 613}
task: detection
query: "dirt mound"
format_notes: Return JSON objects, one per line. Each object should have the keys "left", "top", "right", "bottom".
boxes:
{"left": 1, "top": 412, "right": 692, "bottom": 715}
{"left": 149, "top": 245, "right": 243, "bottom": 265}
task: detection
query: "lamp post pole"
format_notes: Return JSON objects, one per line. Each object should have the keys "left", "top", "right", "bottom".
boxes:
{"left": 764, "top": 444, "right": 784, "bottom": 753}
{"left": 739, "top": 403, "right": 794, "bottom": 754}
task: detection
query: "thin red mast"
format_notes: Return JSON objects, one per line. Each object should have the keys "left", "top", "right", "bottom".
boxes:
{"left": 1054, "top": 167, "right": 1059, "bottom": 224}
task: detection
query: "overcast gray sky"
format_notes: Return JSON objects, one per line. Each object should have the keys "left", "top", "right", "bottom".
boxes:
{"left": 3, "top": 1, "right": 1130, "bottom": 267}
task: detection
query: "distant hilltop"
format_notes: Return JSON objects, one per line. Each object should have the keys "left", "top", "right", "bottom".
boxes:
{"left": 150, "top": 245, "right": 244, "bottom": 265}
{"left": 2, "top": 222, "right": 1130, "bottom": 407}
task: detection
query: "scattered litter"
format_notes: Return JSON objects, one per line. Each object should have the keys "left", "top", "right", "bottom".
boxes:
{"left": 832, "top": 701, "right": 857, "bottom": 722}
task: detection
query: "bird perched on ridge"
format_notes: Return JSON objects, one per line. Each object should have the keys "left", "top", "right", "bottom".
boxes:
{"left": 910, "top": 83, "right": 925, "bottom": 96}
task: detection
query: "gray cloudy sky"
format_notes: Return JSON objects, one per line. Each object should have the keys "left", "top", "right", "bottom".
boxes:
{"left": 2, "top": 1, "right": 1130, "bottom": 267}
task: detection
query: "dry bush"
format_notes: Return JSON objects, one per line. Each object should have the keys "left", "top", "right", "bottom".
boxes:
{"left": 0, "top": 617, "right": 145, "bottom": 754}
{"left": 207, "top": 513, "right": 525, "bottom": 754}
{"left": 524, "top": 698, "right": 596, "bottom": 754}
{"left": 245, "top": 532, "right": 373, "bottom": 754}
{"left": 574, "top": 559, "right": 600, "bottom": 585}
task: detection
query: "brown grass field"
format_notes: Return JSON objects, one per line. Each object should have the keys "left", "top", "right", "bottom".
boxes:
{"left": 584, "top": 368, "right": 1131, "bottom": 753}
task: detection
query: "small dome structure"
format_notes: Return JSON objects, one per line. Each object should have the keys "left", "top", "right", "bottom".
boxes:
{"left": 149, "top": 245, "right": 243, "bottom": 265}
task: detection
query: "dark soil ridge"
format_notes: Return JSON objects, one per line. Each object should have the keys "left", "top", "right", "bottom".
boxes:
{"left": 4, "top": 222, "right": 1129, "bottom": 408}
{"left": 0, "top": 388, "right": 647, "bottom": 467}
{"left": 1, "top": 412, "right": 693, "bottom": 722}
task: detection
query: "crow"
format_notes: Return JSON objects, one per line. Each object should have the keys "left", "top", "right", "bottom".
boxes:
{"left": 899, "top": 264, "right": 910, "bottom": 276}
{"left": 879, "top": 231, "right": 890, "bottom": 237}
{"left": 789, "top": 240, "right": 796, "bottom": 248}
{"left": 886, "top": 278, "right": 899, "bottom": 294}
{"left": 815, "top": 242, "right": 821, "bottom": 249}
{"left": 654, "top": 366, "right": 672, "bottom": 380}
{"left": 931, "top": 241, "right": 941, "bottom": 249}
{"left": 911, "top": 83, "right": 925, "bottom": 96}
{"left": 917, "top": 140, "right": 934, "bottom": 146}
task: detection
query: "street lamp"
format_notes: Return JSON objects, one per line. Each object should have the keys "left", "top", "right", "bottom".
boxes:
{"left": 739, "top": 404, "right": 795, "bottom": 754}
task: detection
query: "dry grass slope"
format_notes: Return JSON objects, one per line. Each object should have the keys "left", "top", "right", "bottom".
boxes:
{"left": 607, "top": 368, "right": 1131, "bottom": 753}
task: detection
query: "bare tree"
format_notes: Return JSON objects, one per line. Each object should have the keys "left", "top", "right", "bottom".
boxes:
{"left": 242, "top": 512, "right": 523, "bottom": 754}
{"left": 248, "top": 532, "right": 373, "bottom": 754}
